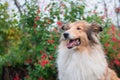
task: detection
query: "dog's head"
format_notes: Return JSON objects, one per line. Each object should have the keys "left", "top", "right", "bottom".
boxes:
{"left": 60, "top": 20, "right": 102, "bottom": 49}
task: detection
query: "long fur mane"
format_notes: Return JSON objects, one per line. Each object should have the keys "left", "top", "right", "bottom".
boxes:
{"left": 57, "top": 21, "right": 120, "bottom": 80}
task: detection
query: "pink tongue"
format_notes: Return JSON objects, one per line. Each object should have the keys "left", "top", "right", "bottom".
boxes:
{"left": 66, "top": 41, "right": 76, "bottom": 48}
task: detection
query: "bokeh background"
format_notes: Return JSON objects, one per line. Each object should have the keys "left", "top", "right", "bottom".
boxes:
{"left": 0, "top": 0, "right": 120, "bottom": 80}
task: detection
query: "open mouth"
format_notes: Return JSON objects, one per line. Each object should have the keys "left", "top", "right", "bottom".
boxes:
{"left": 66, "top": 38, "right": 81, "bottom": 49}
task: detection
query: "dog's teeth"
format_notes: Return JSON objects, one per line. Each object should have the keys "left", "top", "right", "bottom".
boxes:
{"left": 77, "top": 40, "right": 79, "bottom": 42}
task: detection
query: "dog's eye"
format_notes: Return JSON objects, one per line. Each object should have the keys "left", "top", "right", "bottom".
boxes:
{"left": 77, "top": 27, "right": 81, "bottom": 30}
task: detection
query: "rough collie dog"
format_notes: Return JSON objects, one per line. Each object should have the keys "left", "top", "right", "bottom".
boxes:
{"left": 57, "top": 21, "right": 120, "bottom": 80}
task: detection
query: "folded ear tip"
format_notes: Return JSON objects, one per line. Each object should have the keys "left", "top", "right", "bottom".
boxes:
{"left": 91, "top": 22, "right": 103, "bottom": 33}
{"left": 61, "top": 23, "right": 70, "bottom": 30}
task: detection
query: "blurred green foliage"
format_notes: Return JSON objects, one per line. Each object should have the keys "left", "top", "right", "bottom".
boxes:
{"left": 0, "top": 0, "right": 120, "bottom": 80}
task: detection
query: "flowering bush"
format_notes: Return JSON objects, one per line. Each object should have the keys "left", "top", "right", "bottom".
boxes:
{"left": 100, "top": 25, "right": 120, "bottom": 77}
{"left": 1, "top": 0, "right": 120, "bottom": 80}
{"left": 22, "top": 1, "right": 86, "bottom": 80}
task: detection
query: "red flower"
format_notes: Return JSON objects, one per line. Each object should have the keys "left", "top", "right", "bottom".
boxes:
{"left": 111, "top": 24, "right": 116, "bottom": 31}
{"left": 13, "top": 74, "right": 21, "bottom": 80}
{"left": 34, "top": 16, "right": 40, "bottom": 21}
{"left": 25, "top": 75, "right": 29, "bottom": 78}
{"left": 26, "top": 59, "right": 32, "bottom": 64}
{"left": 41, "top": 54, "right": 47, "bottom": 59}
{"left": 57, "top": 21, "right": 63, "bottom": 29}
{"left": 39, "top": 60, "right": 49, "bottom": 67}
{"left": 49, "top": 55, "right": 54, "bottom": 60}
{"left": 38, "top": 77, "right": 45, "bottom": 80}
{"left": 37, "top": 9, "right": 40, "bottom": 14}
{"left": 112, "top": 37, "right": 117, "bottom": 42}
{"left": 47, "top": 39, "right": 54, "bottom": 44}
{"left": 104, "top": 43, "right": 109, "bottom": 47}
{"left": 114, "top": 59, "right": 120, "bottom": 66}
{"left": 34, "top": 23, "right": 37, "bottom": 28}
{"left": 57, "top": 21, "right": 63, "bottom": 25}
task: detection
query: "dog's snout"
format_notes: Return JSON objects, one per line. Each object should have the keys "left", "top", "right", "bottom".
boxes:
{"left": 63, "top": 33, "right": 69, "bottom": 39}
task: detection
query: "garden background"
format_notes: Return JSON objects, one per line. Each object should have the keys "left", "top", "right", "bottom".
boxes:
{"left": 0, "top": 0, "right": 120, "bottom": 80}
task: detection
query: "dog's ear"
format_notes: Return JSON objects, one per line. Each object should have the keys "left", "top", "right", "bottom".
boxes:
{"left": 61, "top": 23, "right": 71, "bottom": 30}
{"left": 91, "top": 22, "right": 103, "bottom": 33}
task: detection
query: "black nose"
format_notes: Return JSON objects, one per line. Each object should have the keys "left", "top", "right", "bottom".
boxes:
{"left": 63, "top": 33, "right": 69, "bottom": 39}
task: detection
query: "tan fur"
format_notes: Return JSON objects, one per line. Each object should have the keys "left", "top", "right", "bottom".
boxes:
{"left": 57, "top": 20, "right": 120, "bottom": 80}
{"left": 102, "top": 68, "right": 120, "bottom": 80}
{"left": 64, "top": 21, "right": 90, "bottom": 47}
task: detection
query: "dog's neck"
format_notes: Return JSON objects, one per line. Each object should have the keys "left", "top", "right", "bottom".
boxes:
{"left": 57, "top": 43, "right": 108, "bottom": 80}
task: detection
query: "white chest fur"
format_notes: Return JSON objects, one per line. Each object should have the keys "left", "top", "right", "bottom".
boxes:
{"left": 57, "top": 44, "right": 107, "bottom": 80}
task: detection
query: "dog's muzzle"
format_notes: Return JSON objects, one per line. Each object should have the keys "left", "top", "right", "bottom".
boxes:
{"left": 63, "top": 32, "right": 81, "bottom": 49}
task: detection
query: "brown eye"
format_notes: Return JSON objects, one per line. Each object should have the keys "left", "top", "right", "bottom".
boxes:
{"left": 77, "top": 27, "right": 81, "bottom": 30}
